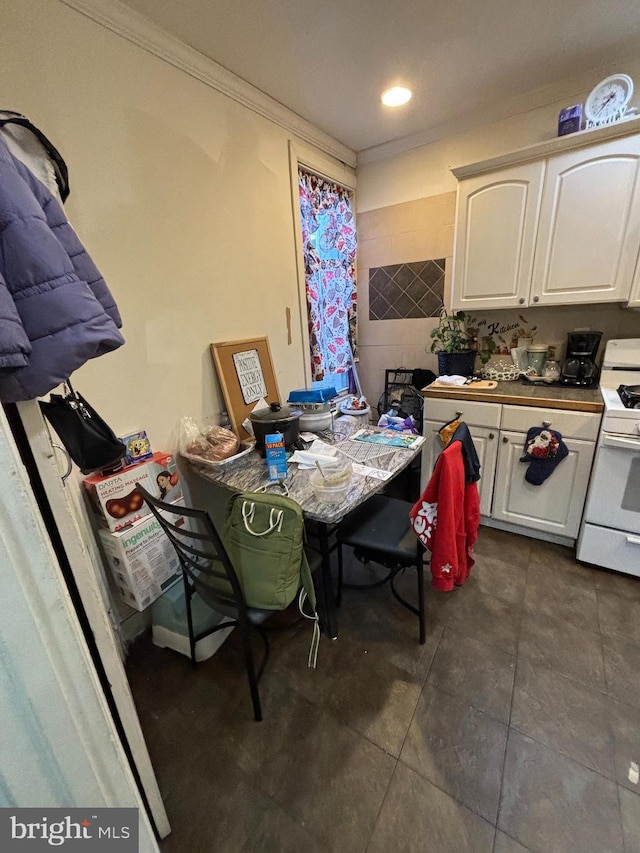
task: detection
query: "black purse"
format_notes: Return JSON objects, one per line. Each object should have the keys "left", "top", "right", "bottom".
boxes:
{"left": 40, "top": 382, "right": 126, "bottom": 474}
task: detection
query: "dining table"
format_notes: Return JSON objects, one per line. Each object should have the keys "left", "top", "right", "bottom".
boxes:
{"left": 186, "top": 416, "right": 424, "bottom": 639}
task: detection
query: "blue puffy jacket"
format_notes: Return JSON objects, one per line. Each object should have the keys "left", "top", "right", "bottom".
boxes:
{"left": 0, "top": 138, "right": 123, "bottom": 402}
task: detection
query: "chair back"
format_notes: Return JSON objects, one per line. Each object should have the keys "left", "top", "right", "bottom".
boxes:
{"left": 135, "top": 484, "right": 248, "bottom": 621}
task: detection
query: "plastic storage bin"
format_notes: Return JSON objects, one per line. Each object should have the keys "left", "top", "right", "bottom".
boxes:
{"left": 151, "top": 578, "right": 234, "bottom": 662}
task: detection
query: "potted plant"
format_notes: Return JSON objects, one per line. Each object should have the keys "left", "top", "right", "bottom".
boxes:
{"left": 429, "top": 309, "right": 477, "bottom": 376}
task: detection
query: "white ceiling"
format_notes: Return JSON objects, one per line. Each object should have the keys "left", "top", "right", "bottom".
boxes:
{"left": 121, "top": 0, "right": 640, "bottom": 155}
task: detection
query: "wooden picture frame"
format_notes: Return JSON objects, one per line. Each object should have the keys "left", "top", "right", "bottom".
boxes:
{"left": 210, "top": 337, "right": 281, "bottom": 440}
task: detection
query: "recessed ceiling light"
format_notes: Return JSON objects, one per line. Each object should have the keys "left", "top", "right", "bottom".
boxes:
{"left": 381, "top": 86, "right": 412, "bottom": 107}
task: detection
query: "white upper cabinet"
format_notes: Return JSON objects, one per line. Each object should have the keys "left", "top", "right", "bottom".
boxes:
{"left": 450, "top": 121, "right": 640, "bottom": 310}
{"left": 628, "top": 247, "right": 640, "bottom": 308}
{"left": 531, "top": 136, "right": 640, "bottom": 305}
{"left": 451, "top": 162, "right": 544, "bottom": 310}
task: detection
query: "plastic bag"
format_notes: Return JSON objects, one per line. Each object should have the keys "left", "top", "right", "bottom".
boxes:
{"left": 179, "top": 416, "right": 239, "bottom": 463}
{"left": 377, "top": 413, "right": 418, "bottom": 434}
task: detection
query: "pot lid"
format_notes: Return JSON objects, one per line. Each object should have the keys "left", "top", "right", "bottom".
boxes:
{"left": 249, "top": 401, "right": 302, "bottom": 423}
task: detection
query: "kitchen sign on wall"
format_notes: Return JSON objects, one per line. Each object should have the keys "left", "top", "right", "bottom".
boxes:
{"left": 233, "top": 349, "right": 267, "bottom": 404}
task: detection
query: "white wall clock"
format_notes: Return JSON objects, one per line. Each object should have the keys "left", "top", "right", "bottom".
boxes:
{"left": 585, "top": 74, "right": 635, "bottom": 128}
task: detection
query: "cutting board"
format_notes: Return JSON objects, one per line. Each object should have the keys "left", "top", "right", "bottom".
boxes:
{"left": 426, "top": 380, "right": 498, "bottom": 391}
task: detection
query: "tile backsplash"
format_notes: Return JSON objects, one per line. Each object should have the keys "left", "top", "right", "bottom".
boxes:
{"left": 369, "top": 259, "right": 445, "bottom": 320}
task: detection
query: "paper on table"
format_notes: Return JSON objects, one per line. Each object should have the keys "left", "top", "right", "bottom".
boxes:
{"left": 352, "top": 463, "right": 393, "bottom": 480}
{"left": 289, "top": 438, "right": 339, "bottom": 469}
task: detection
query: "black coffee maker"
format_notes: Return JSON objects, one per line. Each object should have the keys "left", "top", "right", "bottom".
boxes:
{"left": 560, "top": 331, "right": 602, "bottom": 386}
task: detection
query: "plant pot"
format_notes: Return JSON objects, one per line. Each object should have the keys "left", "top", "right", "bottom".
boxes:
{"left": 436, "top": 350, "right": 477, "bottom": 377}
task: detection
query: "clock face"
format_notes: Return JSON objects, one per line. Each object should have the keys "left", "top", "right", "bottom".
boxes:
{"left": 585, "top": 74, "right": 634, "bottom": 122}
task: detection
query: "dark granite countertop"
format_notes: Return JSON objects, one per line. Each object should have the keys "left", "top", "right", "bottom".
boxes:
{"left": 421, "top": 380, "right": 604, "bottom": 413}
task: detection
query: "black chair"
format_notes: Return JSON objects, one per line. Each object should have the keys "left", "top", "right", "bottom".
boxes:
{"left": 136, "top": 484, "right": 269, "bottom": 721}
{"left": 336, "top": 494, "right": 426, "bottom": 644}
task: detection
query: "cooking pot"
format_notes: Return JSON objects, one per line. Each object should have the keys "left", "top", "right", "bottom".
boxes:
{"left": 249, "top": 402, "right": 302, "bottom": 455}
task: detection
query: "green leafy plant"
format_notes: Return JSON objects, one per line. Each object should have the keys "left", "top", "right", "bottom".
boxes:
{"left": 430, "top": 309, "right": 474, "bottom": 353}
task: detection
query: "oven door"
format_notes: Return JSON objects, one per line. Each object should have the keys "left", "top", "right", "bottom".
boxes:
{"left": 583, "top": 432, "right": 640, "bottom": 534}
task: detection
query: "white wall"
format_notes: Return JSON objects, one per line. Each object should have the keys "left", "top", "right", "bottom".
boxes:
{"left": 1, "top": 0, "right": 353, "bottom": 454}
{"left": 357, "top": 58, "right": 640, "bottom": 211}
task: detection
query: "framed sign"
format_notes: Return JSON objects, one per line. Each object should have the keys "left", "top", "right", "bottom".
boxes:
{"left": 210, "top": 337, "right": 280, "bottom": 440}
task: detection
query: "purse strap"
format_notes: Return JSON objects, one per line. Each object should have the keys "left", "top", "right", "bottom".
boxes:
{"left": 64, "top": 380, "right": 91, "bottom": 420}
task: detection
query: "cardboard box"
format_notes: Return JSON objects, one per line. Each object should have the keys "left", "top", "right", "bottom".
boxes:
{"left": 97, "top": 499, "right": 188, "bottom": 611}
{"left": 265, "top": 433, "right": 287, "bottom": 481}
{"left": 84, "top": 451, "right": 183, "bottom": 532}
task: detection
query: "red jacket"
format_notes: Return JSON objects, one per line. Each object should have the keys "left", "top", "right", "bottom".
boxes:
{"left": 410, "top": 441, "right": 480, "bottom": 591}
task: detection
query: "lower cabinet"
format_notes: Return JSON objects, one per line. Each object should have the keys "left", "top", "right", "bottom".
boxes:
{"left": 492, "top": 430, "right": 596, "bottom": 539}
{"left": 423, "top": 419, "right": 498, "bottom": 517}
{"left": 421, "top": 397, "right": 601, "bottom": 543}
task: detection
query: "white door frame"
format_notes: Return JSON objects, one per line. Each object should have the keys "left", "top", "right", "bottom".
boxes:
{"left": 0, "top": 404, "right": 161, "bottom": 850}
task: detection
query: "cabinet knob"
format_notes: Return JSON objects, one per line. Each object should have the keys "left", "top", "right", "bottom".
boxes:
{"left": 519, "top": 297, "right": 525, "bottom": 304}
{"left": 488, "top": 432, "right": 495, "bottom": 440}
{"left": 502, "top": 436, "right": 509, "bottom": 443}
{"left": 533, "top": 295, "right": 540, "bottom": 303}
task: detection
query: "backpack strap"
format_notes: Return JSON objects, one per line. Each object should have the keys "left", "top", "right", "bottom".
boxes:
{"left": 241, "top": 500, "right": 284, "bottom": 536}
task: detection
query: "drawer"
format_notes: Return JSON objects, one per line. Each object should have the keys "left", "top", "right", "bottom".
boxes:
{"left": 578, "top": 523, "right": 640, "bottom": 576}
{"left": 422, "top": 398, "right": 501, "bottom": 430}
{"left": 500, "top": 405, "right": 601, "bottom": 441}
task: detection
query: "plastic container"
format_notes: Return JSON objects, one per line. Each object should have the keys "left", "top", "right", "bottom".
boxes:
{"left": 310, "top": 463, "right": 353, "bottom": 504}
{"left": 151, "top": 579, "right": 234, "bottom": 661}
{"left": 526, "top": 344, "right": 549, "bottom": 375}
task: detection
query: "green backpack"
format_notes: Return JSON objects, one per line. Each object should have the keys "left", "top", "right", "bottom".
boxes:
{"left": 224, "top": 490, "right": 319, "bottom": 666}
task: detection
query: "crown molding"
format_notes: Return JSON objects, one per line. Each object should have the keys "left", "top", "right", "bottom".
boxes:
{"left": 61, "top": 0, "right": 356, "bottom": 169}
{"left": 358, "top": 50, "right": 640, "bottom": 166}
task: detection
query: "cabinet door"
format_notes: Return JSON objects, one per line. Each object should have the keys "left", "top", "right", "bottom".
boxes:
{"left": 628, "top": 254, "right": 640, "bottom": 309}
{"left": 492, "top": 431, "right": 595, "bottom": 538}
{"left": 531, "top": 136, "right": 640, "bottom": 305}
{"left": 421, "top": 419, "right": 498, "bottom": 517}
{"left": 451, "top": 162, "right": 545, "bottom": 310}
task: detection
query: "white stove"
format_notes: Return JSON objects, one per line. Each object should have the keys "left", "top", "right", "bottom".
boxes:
{"left": 577, "top": 338, "right": 640, "bottom": 577}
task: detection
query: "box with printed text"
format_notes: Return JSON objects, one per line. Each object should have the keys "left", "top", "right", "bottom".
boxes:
{"left": 83, "top": 451, "right": 182, "bottom": 532}
{"left": 97, "top": 498, "right": 188, "bottom": 611}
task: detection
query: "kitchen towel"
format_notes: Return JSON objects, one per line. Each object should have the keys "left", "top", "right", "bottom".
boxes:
{"left": 520, "top": 426, "right": 568, "bottom": 485}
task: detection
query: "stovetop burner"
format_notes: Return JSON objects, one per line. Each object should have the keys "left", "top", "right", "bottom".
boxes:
{"left": 617, "top": 384, "right": 640, "bottom": 409}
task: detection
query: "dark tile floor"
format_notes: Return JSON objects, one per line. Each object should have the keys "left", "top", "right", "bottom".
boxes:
{"left": 126, "top": 527, "right": 640, "bottom": 852}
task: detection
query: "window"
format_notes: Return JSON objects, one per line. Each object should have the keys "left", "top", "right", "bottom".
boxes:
{"left": 297, "top": 169, "right": 357, "bottom": 393}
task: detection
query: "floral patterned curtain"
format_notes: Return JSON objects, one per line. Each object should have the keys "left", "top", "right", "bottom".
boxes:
{"left": 298, "top": 169, "right": 357, "bottom": 382}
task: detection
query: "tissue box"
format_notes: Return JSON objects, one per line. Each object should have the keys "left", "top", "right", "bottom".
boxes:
{"left": 97, "top": 499, "right": 187, "bottom": 611}
{"left": 84, "top": 451, "right": 182, "bottom": 532}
